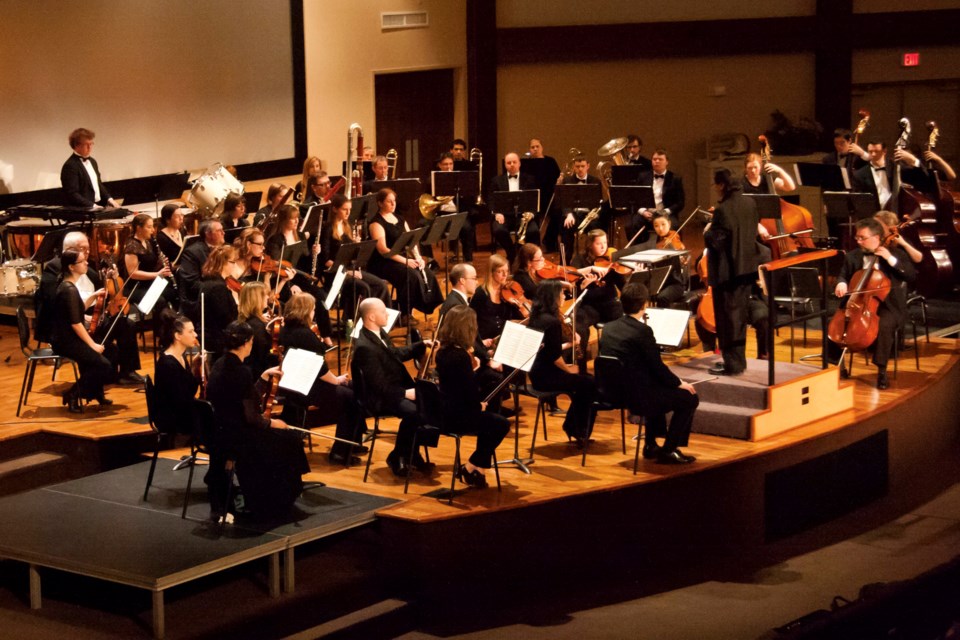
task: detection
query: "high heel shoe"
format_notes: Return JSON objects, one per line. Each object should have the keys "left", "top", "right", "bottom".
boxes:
{"left": 63, "top": 386, "right": 81, "bottom": 414}
{"left": 96, "top": 394, "right": 114, "bottom": 406}
{"left": 455, "top": 464, "right": 488, "bottom": 488}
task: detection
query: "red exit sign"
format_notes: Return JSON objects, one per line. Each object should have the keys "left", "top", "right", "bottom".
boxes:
{"left": 903, "top": 52, "right": 920, "bottom": 67}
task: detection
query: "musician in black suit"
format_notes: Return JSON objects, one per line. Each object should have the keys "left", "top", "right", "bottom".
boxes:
{"left": 626, "top": 148, "right": 684, "bottom": 243}
{"left": 599, "top": 283, "right": 699, "bottom": 464}
{"left": 362, "top": 155, "right": 391, "bottom": 195}
{"left": 558, "top": 155, "right": 604, "bottom": 258}
{"left": 830, "top": 218, "right": 915, "bottom": 390}
{"left": 703, "top": 168, "right": 761, "bottom": 376}
{"left": 60, "top": 128, "right": 120, "bottom": 209}
{"left": 852, "top": 138, "right": 930, "bottom": 211}
{"left": 351, "top": 298, "right": 430, "bottom": 478}
{"left": 624, "top": 134, "right": 652, "bottom": 170}
{"left": 488, "top": 152, "right": 539, "bottom": 263}
{"left": 178, "top": 218, "right": 225, "bottom": 323}
{"left": 822, "top": 128, "right": 869, "bottom": 174}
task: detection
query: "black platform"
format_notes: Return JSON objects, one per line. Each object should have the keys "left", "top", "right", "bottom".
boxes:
{"left": 0, "top": 461, "right": 397, "bottom": 638}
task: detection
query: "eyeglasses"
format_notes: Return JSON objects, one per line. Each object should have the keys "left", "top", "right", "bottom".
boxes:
{"left": 532, "top": 257, "right": 545, "bottom": 263}
{"left": 248, "top": 240, "right": 264, "bottom": 246}
{"left": 855, "top": 234, "right": 877, "bottom": 242}
{"left": 463, "top": 276, "right": 478, "bottom": 280}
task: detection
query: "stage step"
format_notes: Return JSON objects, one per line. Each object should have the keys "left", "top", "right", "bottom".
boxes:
{"left": 0, "top": 451, "right": 70, "bottom": 497}
{"left": 687, "top": 375, "right": 768, "bottom": 410}
{"left": 691, "top": 401, "right": 759, "bottom": 440}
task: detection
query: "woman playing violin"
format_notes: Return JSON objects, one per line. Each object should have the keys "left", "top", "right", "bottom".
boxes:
{"left": 874, "top": 211, "right": 923, "bottom": 265}
{"left": 278, "top": 293, "right": 367, "bottom": 466}
{"left": 320, "top": 193, "right": 391, "bottom": 320}
{"left": 122, "top": 213, "right": 175, "bottom": 309}
{"left": 237, "top": 280, "right": 278, "bottom": 379}
{"left": 512, "top": 243, "right": 546, "bottom": 299}
{"left": 153, "top": 309, "right": 200, "bottom": 435}
{"left": 264, "top": 204, "right": 335, "bottom": 348}
{"left": 570, "top": 230, "right": 624, "bottom": 369}
{"left": 197, "top": 245, "right": 241, "bottom": 359}
{"left": 470, "top": 254, "right": 525, "bottom": 347}
{"left": 649, "top": 214, "right": 690, "bottom": 307}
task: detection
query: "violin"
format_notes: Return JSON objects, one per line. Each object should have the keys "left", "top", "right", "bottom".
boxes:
{"left": 102, "top": 259, "right": 128, "bottom": 318}
{"left": 501, "top": 280, "right": 532, "bottom": 318}
{"left": 261, "top": 371, "right": 282, "bottom": 420}
{"left": 266, "top": 316, "right": 284, "bottom": 357}
{"left": 88, "top": 290, "right": 107, "bottom": 334}
{"left": 656, "top": 231, "right": 686, "bottom": 251}
{"left": 535, "top": 258, "right": 582, "bottom": 283}
{"left": 226, "top": 276, "right": 243, "bottom": 293}
{"left": 250, "top": 254, "right": 318, "bottom": 283}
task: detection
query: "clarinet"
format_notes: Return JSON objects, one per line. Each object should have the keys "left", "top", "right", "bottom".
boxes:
{"left": 151, "top": 236, "right": 177, "bottom": 291}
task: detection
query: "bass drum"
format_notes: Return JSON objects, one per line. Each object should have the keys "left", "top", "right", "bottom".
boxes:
{"left": 189, "top": 163, "right": 244, "bottom": 215}
{"left": 0, "top": 259, "right": 39, "bottom": 296}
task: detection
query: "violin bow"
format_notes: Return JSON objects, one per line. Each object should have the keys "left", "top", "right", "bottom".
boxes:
{"left": 98, "top": 281, "right": 140, "bottom": 346}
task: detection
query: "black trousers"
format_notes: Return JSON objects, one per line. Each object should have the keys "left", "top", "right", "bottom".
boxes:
{"left": 452, "top": 411, "right": 510, "bottom": 468}
{"left": 826, "top": 305, "right": 900, "bottom": 369}
{"left": 630, "top": 387, "right": 700, "bottom": 452}
{"left": 713, "top": 275, "right": 754, "bottom": 373}
{"left": 301, "top": 381, "right": 367, "bottom": 458}
{"left": 530, "top": 368, "right": 598, "bottom": 439}
{"left": 492, "top": 217, "right": 539, "bottom": 264}
{"left": 696, "top": 295, "right": 769, "bottom": 358}
{"left": 54, "top": 339, "right": 113, "bottom": 401}
{"left": 93, "top": 315, "right": 141, "bottom": 376}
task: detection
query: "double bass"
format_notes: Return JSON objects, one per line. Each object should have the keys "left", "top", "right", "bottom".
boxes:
{"left": 924, "top": 121, "right": 960, "bottom": 284}
{"left": 890, "top": 118, "right": 954, "bottom": 297}
{"left": 757, "top": 135, "right": 816, "bottom": 259}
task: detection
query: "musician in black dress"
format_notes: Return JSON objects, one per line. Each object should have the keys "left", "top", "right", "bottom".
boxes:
{"left": 264, "top": 204, "right": 334, "bottom": 346}
{"left": 153, "top": 309, "right": 199, "bottom": 434}
{"left": 196, "top": 245, "right": 240, "bottom": 358}
{"left": 648, "top": 214, "right": 690, "bottom": 308}
{"left": 435, "top": 306, "right": 509, "bottom": 488}
{"left": 527, "top": 280, "right": 598, "bottom": 443}
{"left": 703, "top": 169, "right": 762, "bottom": 376}
{"left": 470, "top": 254, "right": 524, "bottom": 346}
{"left": 205, "top": 321, "right": 308, "bottom": 522}
{"left": 122, "top": 213, "right": 175, "bottom": 309}
{"left": 512, "top": 243, "right": 545, "bottom": 299}
{"left": 320, "top": 193, "right": 391, "bottom": 320}
{"left": 367, "top": 188, "right": 442, "bottom": 317}
{"left": 156, "top": 203, "right": 188, "bottom": 271}
{"left": 237, "top": 281, "right": 277, "bottom": 379}
{"left": 60, "top": 128, "right": 120, "bottom": 208}
{"left": 279, "top": 293, "right": 366, "bottom": 465}
{"left": 220, "top": 193, "right": 249, "bottom": 244}
{"left": 51, "top": 250, "right": 114, "bottom": 412}
{"left": 741, "top": 152, "right": 795, "bottom": 195}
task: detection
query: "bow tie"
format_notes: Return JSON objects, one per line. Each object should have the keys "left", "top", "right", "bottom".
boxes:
{"left": 508, "top": 174, "right": 518, "bottom": 180}
{"left": 872, "top": 165, "right": 885, "bottom": 172}
{"left": 654, "top": 174, "right": 665, "bottom": 180}
{"left": 577, "top": 179, "right": 586, "bottom": 184}
{"left": 78, "top": 156, "right": 89, "bottom": 163}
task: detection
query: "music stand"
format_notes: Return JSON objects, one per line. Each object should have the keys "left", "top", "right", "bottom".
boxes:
{"left": 554, "top": 184, "right": 602, "bottom": 211}
{"left": 32, "top": 227, "right": 68, "bottom": 263}
{"left": 490, "top": 190, "right": 540, "bottom": 223}
{"left": 329, "top": 240, "right": 377, "bottom": 372}
{"left": 610, "top": 165, "right": 645, "bottom": 186}
{"left": 432, "top": 171, "right": 479, "bottom": 209}
{"left": 744, "top": 193, "right": 783, "bottom": 219}
{"left": 452, "top": 160, "right": 478, "bottom": 172}
{"left": 342, "top": 160, "right": 374, "bottom": 182}
{"left": 627, "top": 265, "right": 672, "bottom": 296}
{"left": 795, "top": 163, "right": 849, "bottom": 192}
{"left": 823, "top": 191, "right": 876, "bottom": 249}
{"left": 371, "top": 178, "right": 422, "bottom": 224}
{"left": 770, "top": 265, "right": 823, "bottom": 363}
{"left": 350, "top": 193, "right": 379, "bottom": 225}
{"left": 423, "top": 212, "right": 468, "bottom": 295}
{"left": 386, "top": 226, "right": 428, "bottom": 339}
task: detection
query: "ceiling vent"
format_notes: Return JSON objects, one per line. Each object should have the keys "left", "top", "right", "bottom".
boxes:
{"left": 381, "top": 11, "right": 429, "bottom": 30}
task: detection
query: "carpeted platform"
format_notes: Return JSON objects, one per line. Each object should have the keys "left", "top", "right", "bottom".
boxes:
{"left": 674, "top": 356, "right": 823, "bottom": 439}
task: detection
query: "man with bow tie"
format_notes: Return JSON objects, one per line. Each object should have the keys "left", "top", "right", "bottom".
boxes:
{"left": 60, "top": 128, "right": 120, "bottom": 209}
{"left": 823, "top": 128, "right": 868, "bottom": 174}
{"left": 626, "top": 148, "right": 684, "bottom": 244}
{"left": 623, "top": 134, "right": 652, "bottom": 170}
{"left": 558, "top": 155, "right": 604, "bottom": 258}
{"left": 488, "top": 152, "right": 539, "bottom": 263}
{"left": 852, "top": 138, "right": 930, "bottom": 210}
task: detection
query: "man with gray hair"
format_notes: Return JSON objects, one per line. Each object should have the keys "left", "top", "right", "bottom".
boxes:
{"left": 37, "top": 231, "right": 144, "bottom": 384}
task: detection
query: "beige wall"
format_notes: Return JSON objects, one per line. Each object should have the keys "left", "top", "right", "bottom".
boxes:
{"left": 498, "top": 53, "right": 815, "bottom": 209}
{"left": 497, "top": 0, "right": 815, "bottom": 27}
{"left": 302, "top": 0, "right": 467, "bottom": 174}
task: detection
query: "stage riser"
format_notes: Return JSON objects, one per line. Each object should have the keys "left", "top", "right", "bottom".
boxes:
{"left": 692, "top": 402, "right": 754, "bottom": 439}
{"left": 682, "top": 376, "right": 768, "bottom": 410}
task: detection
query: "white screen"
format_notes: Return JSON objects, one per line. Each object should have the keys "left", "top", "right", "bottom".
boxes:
{"left": 0, "top": 0, "right": 295, "bottom": 194}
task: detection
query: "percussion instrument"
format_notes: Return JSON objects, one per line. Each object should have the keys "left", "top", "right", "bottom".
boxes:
{"left": 4, "top": 219, "right": 57, "bottom": 260}
{"left": 189, "top": 163, "right": 244, "bottom": 215}
{"left": 92, "top": 216, "right": 133, "bottom": 266}
{"left": 0, "top": 259, "right": 38, "bottom": 296}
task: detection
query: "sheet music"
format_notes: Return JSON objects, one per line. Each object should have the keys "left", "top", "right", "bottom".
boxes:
{"left": 642, "top": 308, "right": 690, "bottom": 347}
{"left": 277, "top": 348, "right": 325, "bottom": 396}
{"left": 563, "top": 289, "right": 589, "bottom": 319}
{"left": 136, "top": 276, "right": 168, "bottom": 315}
{"left": 324, "top": 265, "right": 346, "bottom": 311}
{"left": 619, "top": 248, "right": 688, "bottom": 265}
{"left": 350, "top": 307, "right": 401, "bottom": 339}
{"left": 492, "top": 321, "right": 544, "bottom": 372}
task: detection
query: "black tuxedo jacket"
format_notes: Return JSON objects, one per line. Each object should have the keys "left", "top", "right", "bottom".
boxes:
{"left": 488, "top": 173, "right": 538, "bottom": 214}
{"left": 626, "top": 155, "right": 652, "bottom": 171}
{"left": 598, "top": 314, "right": 681, "bottom": 395}
{"left": 351, "top": 326, "right": 425, "bottom": 415}
{"left": 704, "top": 190, "right": 761, "bottom": 285}
{"left": 837, "top": 247, "right": 915, "bottom": 319}
{"left": 61, "top": 154, "right": 111, "bottom": 207}
{"left": 853, "top": 162, "right": 931, "bottom": 210}
{"left": 640, "top": 170, "right": 684, "bottom": 224}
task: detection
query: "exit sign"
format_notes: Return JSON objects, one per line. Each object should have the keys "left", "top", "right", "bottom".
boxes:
{"left": 903, "top": 52, "right": 920, "bottom": 67}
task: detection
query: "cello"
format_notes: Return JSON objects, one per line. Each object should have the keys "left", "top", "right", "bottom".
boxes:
{"left": 757, "top": 135, "right": 816, "bottom": 259}
{"left": 827, "top": 247, "right": 891, "bottom": 354}
{"left": 890, "top": 118, "right": 954, "bottom": 297}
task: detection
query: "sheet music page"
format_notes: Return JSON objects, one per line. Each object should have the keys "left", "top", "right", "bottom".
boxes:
{"left": 492, "top": 321, "right": 544, "bottom": 372}
{"left": 136, "top": 277, "right": 168, "bottom": 315}
{"left": 350, "top": 307, "right": 401, "bottom": 339}
{"left": 324, "top": 265, "right": 346, "bottom": 311}
{"left": 642, "top": 308, "right": 690, "bottom": 347}
{"left": 277, "top": 348, "right": 325, "bottom": 396}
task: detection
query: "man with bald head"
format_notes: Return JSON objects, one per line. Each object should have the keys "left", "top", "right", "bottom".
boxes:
{"left": 351, "top": 298, "right": 431, "bottom": 477}
{"left": 487, "top": 152, "right": 539, "bottom": 263}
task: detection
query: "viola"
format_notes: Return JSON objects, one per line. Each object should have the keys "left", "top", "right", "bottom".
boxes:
{"left": 535, "top": 259, "right": 582, "bottom": 283}
{"left": 757, "top": 135, "right": 816, "bottom": 259}
{"left": 501, "top": 280, "right": 532, "bottom": 318}
{"left": 88, "top": 290, "right": 107, "bottom": 334}
{"left": 592, "top": 254, "right": 634, "bottom": 277}
{"left": 103, "top": 262, "right": 128, "bottom": 318}
{"left": 266, "top": 316, "right": 284, "bottom": 357}
{"left": 226, "top": 276, "right": 243, "bottom": 293}
{"left": 261, "top": 372, "right": 282, "bottom": 420}
{"left": 250, "top": 254, "right": 318, "bottom": 283}
{"left": 827, "top": 253, "right": 891, "bottom": 352}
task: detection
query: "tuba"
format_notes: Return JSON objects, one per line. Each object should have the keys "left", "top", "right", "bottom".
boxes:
{"left": 470, "top": 147, "right": 483, "bottom": 205}
{"left": 418, "top": 193, "right": 454, "bottom": 220}
{"left": 597, "top": 136, "right": 628, "bottom": 166}
{"left": 386, "top": 148, "right": 399, "bottom": 179}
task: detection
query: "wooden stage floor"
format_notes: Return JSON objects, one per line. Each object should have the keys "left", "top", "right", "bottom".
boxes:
{"left": 5, "top": 307, "right": 958, "bottom": 528}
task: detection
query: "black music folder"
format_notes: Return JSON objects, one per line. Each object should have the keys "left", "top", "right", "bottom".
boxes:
{"left": 432, "top": 171, "right": 479, "bottom": 204}
{"left": 490, "top": 189, "right": 540, "bottom": 217}
{"left": 554, "top": 183, "right": 602, "bottom": 210}
{"left": 795, "top": 162, "right": 849, "bottom": 192}
{"left": 608, "top": 185, "right": 655, "bottom": 213}
{"left": 423, "top": 212, "right": 468, "bottom": 245}
{"left": 610, "top": 164, "right": 645, "bottom": 186}
{"left": 369, "top": 178, "right": 422, "bottom": 217}
{"left": 822, "top": 191, "right": 876, "bottom": 220}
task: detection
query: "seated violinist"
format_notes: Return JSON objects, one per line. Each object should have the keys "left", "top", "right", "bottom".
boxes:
{"left": 197, "top": 245, "right": 241, "bottom": 358}
{"left": 237, "top": 281, "right": 277, "bottom": 379}
{"left": 829, "top": 218, "right": 915, "bottom": 389}
{"left": 570, "top": 229, "right": 623, "bottom": 371}
{"left": 512, "top": 243, "right": 546, "bottom": 300}
{"left": 205, "top": 321, "right": 308, "bottom": 522}
{"left": 434, "top": 306, "right": 510, "bottom": 488}
{"left": 470, "top": 254, "right": 525, "bottom": 349}
{"left": 648, "top": 213, "right": 689, "bottom": 307}
{"left": 278, "top": 293, "right": 367, "bottom": 466}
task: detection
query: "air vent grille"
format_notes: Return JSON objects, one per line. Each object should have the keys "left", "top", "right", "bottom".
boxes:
{"left": 381, "top": 11, "right": 428, "bottom": 30}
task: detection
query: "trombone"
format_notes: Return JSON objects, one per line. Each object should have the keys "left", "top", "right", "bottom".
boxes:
{"left": 386, "top": 148, "right": 399, "bottom": 179}
{"left": 470, "top": 147, "right": 483, "bottom": 205}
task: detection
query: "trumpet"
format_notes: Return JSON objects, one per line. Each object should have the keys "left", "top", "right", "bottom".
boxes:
{"left": 470, "top": 147, "right": 483, "bottom": 205}
{"left": 517, "top": 212, "right": 535, "bottom": 244}
{"left": 386, "top": 148, "right": 399, "bottom": 179}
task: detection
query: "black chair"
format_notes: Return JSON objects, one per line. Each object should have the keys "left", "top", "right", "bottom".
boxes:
{"left": 582, "top": 355, "right": 629, "bottom": 467}
{"left": 409, "top": 377, "right": 501, "bottom": 503}
{"left": 510, "top": 375, "right": 559, "bottom": 461}
{"left": 352, "top": 368, "right": 410, "bottom": 483}
{"left": 16, "top": 305, "right": 80, "bottom": 416}
{"left": 181, "top": 399, "right": 234, "bottom": 523}
{"left": 142, "top": 375, "right": 169, "bottom": 501}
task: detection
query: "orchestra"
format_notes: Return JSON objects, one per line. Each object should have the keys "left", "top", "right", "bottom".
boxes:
{"left": 12, "top": 109, "right": 957, "bottom": 515}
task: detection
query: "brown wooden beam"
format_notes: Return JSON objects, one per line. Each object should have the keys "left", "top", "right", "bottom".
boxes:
{"left": 467, "top": 0, "right": 498, "bottom": 169}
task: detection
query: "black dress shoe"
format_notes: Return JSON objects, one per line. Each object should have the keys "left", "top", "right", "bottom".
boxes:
{"left": 388, "top": 456, "right": 409, "bottom": 477}
{"left": 455, "top": 465, "right": 488, "bottom": 488}
{"left": 118, "top": 371, "right": 145, "bottom": 385}
{"left": 329, "top": 452, "right": 362, "bottom": 466}
{"left": 95, "top": 394, "right": 114, "bottom": 406}
{"left": 877, "top": 370, "right": 889, "bottom": 390}
{"left": 708, "top": 362, "right": 727, "bottom": 376}
{"left": 411, "top": 452, "right": 434, "bottom": 472}
{"left": 352, "top": 445, "right": 370, "bottom": 455}
{"left": 63, "top": 386, "right": 82, "bottom": 414}
{"left": 642, "top": 443, "right": 662, "bottom": 460}
{"left": 656, "top": 449, "right": 697, "bottom": 465}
